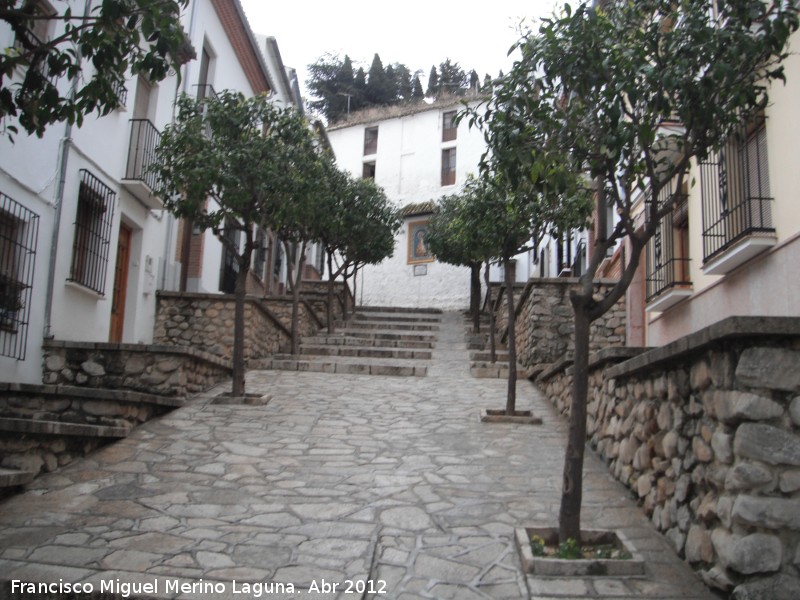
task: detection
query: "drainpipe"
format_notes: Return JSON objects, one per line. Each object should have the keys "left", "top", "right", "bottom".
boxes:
{"left": 43, "top": 0, "right": 93, "bottom": 339}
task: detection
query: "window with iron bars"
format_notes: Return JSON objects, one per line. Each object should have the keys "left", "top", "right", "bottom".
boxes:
{"left": 0, "top": 192, "right": 39, "bottom": 360}
{"left": 69, "top": 170, "right": 115, "bottom": 294}
{"left": 646, "top": 181, "right": 691, "bottom": 302}
{"left": 700, "top": 115, "right": 774, "bottom": 264}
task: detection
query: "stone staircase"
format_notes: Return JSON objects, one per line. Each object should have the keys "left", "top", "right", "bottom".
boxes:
{"left": 465, "top": 314, "right": 520, "bottom": 379}
{"left": 265, "top": 307, "right": 441, "bottom": 377}
{"left": 0, "top": 383, "right": 184, "bottom": 497}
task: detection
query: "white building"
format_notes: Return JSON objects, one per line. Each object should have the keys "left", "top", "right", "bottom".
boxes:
{"left": 328, "top": 98, "right": 538, "bottom": 310}
{"left": 0, "top": 0, "right": 278, "bottom": 383}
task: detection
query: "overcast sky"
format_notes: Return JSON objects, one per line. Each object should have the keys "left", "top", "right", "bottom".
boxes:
{"left": 239, "top": 0, "right": 563, "bottom": 98}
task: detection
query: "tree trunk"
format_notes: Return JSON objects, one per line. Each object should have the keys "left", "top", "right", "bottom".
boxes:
{"left": 485, "top": 262, "right": 496, "bottom": 363}
{"left": 352, "top": 264, "right": 359, "bottom": 311}
{"left": 503, "top": 256, "right": 517, "bottom": 415}
{"left": 285, "top": 241, "right": 307, "bottom": 356}
{"left": 326, "top": 252, "right": 336, "bottom": 334}
{"left": 559, "top": 297, "right": 591, "bottom": 543}
{"left": 231, "top": 261, "right": 248, "bottom": 397}
{"left": 470, "top": 262, "right": 481, "bottom": 334}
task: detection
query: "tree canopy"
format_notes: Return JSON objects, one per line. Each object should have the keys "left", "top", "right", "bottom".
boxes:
{"left": 307, "top": 53, "right": 488, "bottom": 122}
{"left": 481, "top": 0, "right": 799, "bottom": 543}
{"left": 1, "top": 0, "right": 193, "bottom": 138}
{"left": 153, "top": 91, "right": 322, "bottom": 395}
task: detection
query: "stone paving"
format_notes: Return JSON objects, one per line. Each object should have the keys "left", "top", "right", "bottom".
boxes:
{"left": 0, "top": 312, "right": 718, "bottom": 599}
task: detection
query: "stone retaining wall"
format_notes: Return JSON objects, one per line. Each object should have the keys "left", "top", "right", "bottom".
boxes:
{"left": 539, "top": 317, "right": 800, "bottom": 598}
{"left": 493, "top": 278, "right": 626, "bottom": 372}
{"left": 263, "top": 297, "right": 323, "bottom": 340}
{"left": 42, "top": 340, "right": 231, "bottom": 396}
{"left": 0, "top": 383, "right": 181, "bottom": 479}
{"left": 154, "top": 291, "right": 292, "bottom": 362}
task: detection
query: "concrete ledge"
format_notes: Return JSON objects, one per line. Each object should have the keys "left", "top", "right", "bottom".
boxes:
{"left": 607, "top": 316, "right": 800, "bottom": 380}
{"left": 0, "top": 417, "right": 128, "bottom": 439}
{"left": 0, "top": 383, "right": 184, "bottom": 408}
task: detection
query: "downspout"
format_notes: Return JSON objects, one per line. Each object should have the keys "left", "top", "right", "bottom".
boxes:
{"left": 43, "top": 0, "right": 93, "bottom": 339}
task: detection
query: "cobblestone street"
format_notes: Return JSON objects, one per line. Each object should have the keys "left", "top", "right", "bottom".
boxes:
{"left": 0, "top": 312, "right": 717, "bottom": 599}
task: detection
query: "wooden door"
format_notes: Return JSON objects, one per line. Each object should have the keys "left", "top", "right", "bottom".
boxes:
{"left": 109, "top": 224, "right": 131, "bottom": 343}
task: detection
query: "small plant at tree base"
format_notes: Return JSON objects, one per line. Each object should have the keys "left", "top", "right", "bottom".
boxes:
{"left": 530, "top": 535, "right": 546, "bottom": 557}
{"left": 555, "top": 538, "right": 583, "bottom": 560}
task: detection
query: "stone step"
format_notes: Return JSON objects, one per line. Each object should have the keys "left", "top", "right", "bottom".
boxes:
{"left": 0, "top": 467, "right": 36, "bottom": 489}
{"left": 343, "top": 320, "right": 440, "bottom": 332}
{"left": 0, "top": 417, "right": 129, "bottom": 439}
{"left": 470, "top": 362, "right": 522, "bottom": 379}
{"left": 266, "top": 357, "right": 427, "bottom": 377}
{"left": 335, "top": 329, "right": 437, "bottom": 343}
{"left": 470, "top": 351, "right": 511, "bottom": 362}
{"left": 352, "top": 312, "right": 442, "bottom": 323}
{"left": 302, "top": 335, "right": 434, "bottom": 349}
{"left": 299, "top": 345, "right": 432, "bottom": 360}
{"left": 357, "top": 306, "right": 442, "bottom": 315}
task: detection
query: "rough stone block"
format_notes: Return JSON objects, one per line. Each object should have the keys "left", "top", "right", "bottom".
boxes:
{"left": 729, "top": 533, "right": 782, "bottom": 575}
{"left": 779, "top": 469, "right": 800, "bottom": 494}
{"left": 790, "top": 396, "right": 800, "bottom": 427}
{"left": 44, "top": 354, "right": 66, "bottom": 372}
{"left": 730, "top": 573, "right": 800, "bottom": 600}
{"left": 736, "top": 347, "right": 800, "bottom": 392}
{"left": 713, "top": 390, "right": 784, "bottom": 424}
{"left": 711, "top": 430, "right": 733, "bottom": 464}
{"left": 734, "top": 423, "right": 800, "bottom": 466}
{"left": 732, "top": 495, "right": 800, "bottom": 529}
{"left": 81, "top": 361, "right": 106, "bottom": 377}
{"left": 685, "top": 524, "right": 713, "bottom": 564}
{"left": 725, "top": 462, "right": 774, "bottom": 492}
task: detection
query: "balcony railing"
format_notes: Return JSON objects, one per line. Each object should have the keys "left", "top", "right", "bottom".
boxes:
{"left": 123, "top": 119, "right": 162, "bottom": 209}
{"left": 700, "top": 117, "right": 775, "bottom": 269}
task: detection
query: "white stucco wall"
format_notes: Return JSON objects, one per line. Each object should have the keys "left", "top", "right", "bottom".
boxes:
{"left": 645, "top": 29, "right": 800, "bottom": 346}
{"left": 0, "top": 0, "right": 276, "bottom": 382}
{"left": 328, "top": 100, "right": 492, "bottom": 310}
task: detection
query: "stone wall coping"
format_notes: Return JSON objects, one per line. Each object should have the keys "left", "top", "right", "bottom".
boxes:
{"left": 537, "top": 346, "right": 651, "bottom": 382}
{"left": 42, "top": 340, "right": 231, "bottom": 370}
{"left": 0, "top": 383, "right": 184, "bottom": 407}
{"left": 606, "top": 316, "right": 800, "bottom": 380}
{"left": 0, "top": 417, "right": 128, "bottom": 439}
{"left": 538, "top": 352, "right": 574, "bottom": 381}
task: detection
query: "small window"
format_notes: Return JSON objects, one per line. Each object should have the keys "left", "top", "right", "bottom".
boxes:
{"left": 69, "top": 170, "right": 116, "bottom": 295}
{"left": 441, "top": 148, "right": 456, "bottom": 186}
{"left": 364, "top": 126, "right": 378, "bottom": 155}
{"left": 362, "top": 161, "right": 376, "bottom": 180}
{"left": 442, "top": 111, "right": 457, "bottom": 142}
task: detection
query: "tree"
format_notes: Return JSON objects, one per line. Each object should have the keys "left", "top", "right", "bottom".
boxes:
{"left": 153, "top": 91, "right": 316, "bottom": 397}
{"left": 365, "top": 53, "right": 393, "bottom": 106}
{"left": 427, "top": 180, "right": 495, "bottom": 335}
{"left": 437, "top": 58, "right": 468, "bottom": 95}
{"left": 319, "top": 173, "right": 399, "bottom": 332}
{"left": 271, "top": 131, "right": 332, "bottom": 355}
{"left": 411, "top": 76, "right": 424, "bottom": 100}
{"left": 426, "top": 65, "right": 439, "bottom": 97}
{"left": 0, "top": 0, "right": 193, "bottom": 138}
{"left": 307, "top": 53, "right": 345, "bottom": 121}
{"left": 469, "top": 70, "right": 480, "bottom": 95}
{"left": 492, "top": 0, "right": 798, "bottom": 543}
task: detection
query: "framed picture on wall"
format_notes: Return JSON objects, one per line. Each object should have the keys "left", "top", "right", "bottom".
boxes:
{"left": 407, "top": 220, "right": 434, "bottom": 264}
